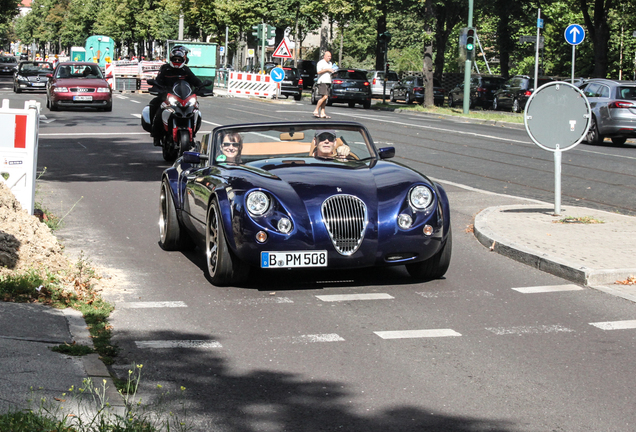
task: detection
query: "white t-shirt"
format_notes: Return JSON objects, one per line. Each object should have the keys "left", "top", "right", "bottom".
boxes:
{"left": 316, "top": 59, "right": 333, "bottom": 84}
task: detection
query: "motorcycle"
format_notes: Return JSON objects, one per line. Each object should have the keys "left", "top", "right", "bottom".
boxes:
{"left": 141, "top": 78, "right": 213, "bottom": 162}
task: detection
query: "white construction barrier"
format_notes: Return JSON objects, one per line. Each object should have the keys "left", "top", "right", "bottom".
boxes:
{"left": 0, "top": 99, "right": 40, "bottom": 215}
{"left": 228, "top": 72, "right": 279, "bottom": 98}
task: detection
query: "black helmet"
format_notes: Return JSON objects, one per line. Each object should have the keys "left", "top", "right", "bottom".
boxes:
{"left": 169, "top": 45, "right": 188, "bottom": 68}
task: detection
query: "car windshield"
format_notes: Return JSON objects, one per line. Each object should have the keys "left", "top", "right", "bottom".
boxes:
{"left": 208, "top": 124, "right": 375, "bottom": 165}
{"left": 618, "top": 86, "right": 636, "bottom": 100}
{"left": 21, "top": 62, "right": 53, "bottom": 72}
{"left": 0, "top": 57, "right": 15, "bottom": 64}
{"left": 56, "top": 64, "right": 103, "bottom": 79}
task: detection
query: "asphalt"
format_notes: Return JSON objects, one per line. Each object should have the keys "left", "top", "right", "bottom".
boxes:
{"left": 1, "top": 95, "right": 635, "bottom": 420}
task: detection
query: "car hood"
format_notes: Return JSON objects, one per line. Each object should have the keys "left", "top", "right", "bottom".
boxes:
{"left": 53, "top": 78, "right": 108, "bottom": 86}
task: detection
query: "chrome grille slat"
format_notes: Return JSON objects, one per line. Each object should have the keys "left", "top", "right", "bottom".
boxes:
{"left": 321, "top": 194, "right": 367, "bottom": 256}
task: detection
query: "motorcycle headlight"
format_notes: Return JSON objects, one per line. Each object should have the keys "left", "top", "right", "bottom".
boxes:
{"left": 186, "top": 96, "right": 197, "bottom": 106}
{"left": 246, "top": 191, "right": 270, "bottom": 216}
{"left": 409, "top": 186, "right": 434, "bottom": 210}
{"left": 167, "top": 95, "right": 179, "bottom": 105}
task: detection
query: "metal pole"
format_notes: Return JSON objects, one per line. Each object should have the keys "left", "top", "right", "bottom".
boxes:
{"left": 554, "top": 146, "right": 562, "bottom": 215}
{"left": 533, "top": 9, "right": 540, "bottom": 93}
{"left": 178, "top": 14, "right": 184, "bottom": 40}
{"left": 462, "top": 0, "right": 474, "bottom": 115}
{"left": 224, "top": 26, "right": 229, "bottom": 68}
{"left": 476, "top": 33, "right": 491, "bottom": 74}
{"left": 260, "top": 23, "right": 265, "bottom": 73}
{"left": 571, "top": 45, "right": 576, "bottom": 84}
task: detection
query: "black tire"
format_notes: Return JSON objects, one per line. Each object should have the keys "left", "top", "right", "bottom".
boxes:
{"left": 178, "top": 129, "right": 191, "bottom": 155}
{"left": 311, "top": 89, "right": 317, "bottom": 105}
{"left": 14, "top": 84, "right": 21, "bottom": 94}
{"left": 390, "top": 90, "right": 396, "bottom": 102}
{"left": 611, "top": 137, "right": 627, "bottom": 146}
{"left": 363, "top": 100, "right": 371, "bottom": 109}
{"left": 348, "top": 102, "right": 356, "bottom": 108}
{"left": 48, "top": 97, "right": 58, "bottom": 111}
{"left": 104, "top": 103, "right": 112, "bottom": 112}
{"left": 512, "top": 98, "right": 520, "bottom": 113}
{"left": 448, "top": 95, "right": 454, "bottom": 107}
{"left": 406, "top": 226, "right": 452, "bottom": 281}
{"left": 405, "top": 92, "right": 412, "bottom": 104}
{"left": 586, "top": 117, "right": 604, "bottom": 145}
{"left": 159, "top": 180, "right": 193, "bottom": 251}
{"left": 294, "top": 94, "right": 302, "bottom": 101}
{"left": 162, "top": 136, "right": 179, "bottom": 162}
{"left": 206, "top": 199, "right": 249, "bottom": 286}
{"left": 492, "top": 96, "right": 499, "bottom": 111}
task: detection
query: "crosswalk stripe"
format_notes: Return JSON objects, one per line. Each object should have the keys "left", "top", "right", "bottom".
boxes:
{"left": 485, "top": 325, "right": 574, "bottom": 335}
{"left": 135, "top": 340, "right": 222, "bottom": 349}
{"left": 590, "top": 320, "right": 636, "bottom": 330}
{"left": 119, "top": 301, "right": 187, "bottom": 308}
{"left": 374, "top": 329, "right": 461, "bottom": 339}
{"left": 315, "top": 293, "right": 394, "bottom": 302}
{"left": 513, "top": 285, "right": 584, "bottom": 294}
{"left": 268, "top": 334, "right": 345, "bottom": 344}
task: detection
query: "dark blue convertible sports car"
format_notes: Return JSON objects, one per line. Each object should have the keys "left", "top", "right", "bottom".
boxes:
{"left": 159, "top": 121, "right": 451, "bottom": 286}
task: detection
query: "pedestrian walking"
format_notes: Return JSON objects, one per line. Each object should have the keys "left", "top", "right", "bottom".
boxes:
{"left": 313, "top": 51, "right": 336, "bottom": 119}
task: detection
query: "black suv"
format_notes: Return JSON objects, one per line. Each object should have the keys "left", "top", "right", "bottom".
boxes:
{"left": 279, "top": 67, "right": 303, "bottom": 101}
{"left": 311, "top": 68, "right": 372, "bottom": 109}
{"left": 493, "top": 75, "right": 555, "bottom": 112}
{"left": 448, "top": 75, "right": 506, "bottom": 109}
{"left": 391, "top": 76, "right": 444, "bottom": 105}
{"left": 297, "top": 60, "right": 316, "bottom": 89}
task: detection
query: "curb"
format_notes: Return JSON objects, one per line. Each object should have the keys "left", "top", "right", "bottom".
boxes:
{"left": 63, "top": 309, "right": 125, "bottom": 409}
{"left": 473, "top": 206, "right": 636, "bottom": 288}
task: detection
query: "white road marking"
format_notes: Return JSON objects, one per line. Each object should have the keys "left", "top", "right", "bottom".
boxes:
{"left": 513, "top": 285, "right": 584, "bottom": 294}
{"left": 130, "top": 100, "right": 141, "bottom": 103}
{"left": 222, "top": 297, "right": 294, "bottom": 305}
{"left": 485, "top": 325, "right": 574, "bottom": 335}
{"left": 315, "top": 293, "right": 394, "bottom": 302}
{"left": 268, "top": 334, "right": 345, "bottom": 344}
{"left": 415, "top": 290, "right": 493, "bottom": 298}
{"left": 590, "top": 320, "right": 636, "bottom": 330}
{"left": 374, "top": 329, "right": 462, "bottom": 339}
{"left": 41, "top": 132, "right": 148, "bottom": 137}
{"left": 131, "top": 113, "right": 141, "bottom": 118}
{"left": 119, "top": 301, "right": 187, "bottom": 308}
{"left": 202, "top": 119, "right": 223, "bottom": 126}
{"left": 135, "top": 340, "right": 222, "bottom": 349}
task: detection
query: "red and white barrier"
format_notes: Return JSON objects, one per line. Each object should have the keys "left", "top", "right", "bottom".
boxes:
{"left": 0, "top": 99, "right": 40, "bottom": 215}
{"left": 228, "top": 72, "right": 279, "bottom": 98}
{"left": 105, "top": 62, "right": 114, "bottom": 88}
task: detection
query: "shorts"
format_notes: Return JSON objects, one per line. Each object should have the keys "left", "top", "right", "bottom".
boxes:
{"left": 317, "top": 83, "right": 331, "bottom": 97}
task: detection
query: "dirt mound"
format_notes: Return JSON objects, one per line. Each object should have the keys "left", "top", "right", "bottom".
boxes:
{"left": 0, "top": 181, "right": 69, "bottom": 276}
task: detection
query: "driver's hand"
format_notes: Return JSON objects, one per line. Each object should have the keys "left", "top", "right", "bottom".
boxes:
{"left": 336, "top": 145, "right": 350, "bottom": 158}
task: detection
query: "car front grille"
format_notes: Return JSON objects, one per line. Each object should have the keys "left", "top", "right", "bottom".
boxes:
{"left": 321, "top": 194, "right": 367, "bottom": 256}
{"left": 70, "top": 88, "right": 95, "bottom": 93}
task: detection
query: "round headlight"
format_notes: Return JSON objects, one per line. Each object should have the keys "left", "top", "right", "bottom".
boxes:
{"left": 398, "top": 214, "right": 413, "bottom": 229}
{"left": 277, "top": 217, "right": 293, "bottom": 234}
{"left": 409, "top": 186, "right": 433, "bottom": 210}
{"left": 246, "top": 191, "right": 270, "bottom": 216}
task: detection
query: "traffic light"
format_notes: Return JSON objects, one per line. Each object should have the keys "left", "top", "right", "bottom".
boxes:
{"left": 466, "top": 28, "right": 475, "bottom": 52}
{"left": 385, "top": 62, "right": 390, "bottom": 74}
{"left": 252, "top": 24, "right": 262, "bottom": 41}
{"left": 267, "top": 25, "right": 276, "bottom": 39}
{"left": 378, "top": 31, "right": 392, "bottom": 46}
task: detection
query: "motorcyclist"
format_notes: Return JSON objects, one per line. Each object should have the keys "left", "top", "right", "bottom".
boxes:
{"left": 149, "top": 45, "right": 203, "bottom": 146}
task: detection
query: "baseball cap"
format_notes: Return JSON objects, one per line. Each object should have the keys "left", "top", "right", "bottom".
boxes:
{"left": 315, "top": 129, "right": 337, "bottom": 140}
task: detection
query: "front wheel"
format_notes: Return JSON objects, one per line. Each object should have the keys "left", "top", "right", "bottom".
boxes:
{"left": 512, "top": 98, "right": 521, "bottom": 113}
{"left": 492, "top": 97, "right": 499, "bottom": 111}
{"left": 178, "top": 129, "right": 191, "bottom": 155}
{"left": 406, "top": 226, "right": 452, "bottom": 281}
{"left": 206, "top": 199, "right": 249, "bottom": 286}
{"left": 159, "top": 180, "right": 193, "bottom": 251}
{"left": 586, "top": 117, "right": 604, "bottom": 145}
{"left": 390, "top": 90, "right": 396, "bottom": 102}
{"left": 162, "top": 136, "right": 179, "bottom": 162}
{"left": 405, "top": 92, "right": 412, "bottom": 104}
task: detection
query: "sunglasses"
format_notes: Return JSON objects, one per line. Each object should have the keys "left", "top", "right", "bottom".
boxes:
{"left": 222, "top": 142, "right": 240, "bottom": 148}
{"left": 317, "top": 133, "right": 335, "bottom": 142}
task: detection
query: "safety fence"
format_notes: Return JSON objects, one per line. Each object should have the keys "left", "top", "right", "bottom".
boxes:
{"left": 227, "top": 72, "right": 279, "bottom": 98}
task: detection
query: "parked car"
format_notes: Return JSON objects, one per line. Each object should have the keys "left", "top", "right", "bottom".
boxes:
{"left": 46, "top": 62, "right": 113, "bottom": 111}
{"left": 279, "top": 66, "right": 303, "bottom": 101}
{"left": 492, "top": 75, "right": 555, "bottom": 112}
{"left": 448, "top": 75, "right": 506, "bottom": 109}
{"left": 0, "top": 55, "right": 18, "bottom": 75}
{"left": 13, "top": 61, "right": 54, "bottom": 93}
{"left": 298, "top": 60, "right": 316, "bottom": 89}
{"left": 579, "top": 78, "right": 636, "bottom": 146}
{"left": 367, "top": 70, "right": 399, "bottom": 98}
{"left": 311, "top": 69, "right": 372, "bottom": 109}
{"left": 159, "top": 121, "right": 452, "bottom": 286}
{"left": 391, "top": 76, "right": 444, "bottom": 105}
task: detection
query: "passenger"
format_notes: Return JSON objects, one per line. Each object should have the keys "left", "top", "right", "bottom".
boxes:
{"left": 217, "top": 132, "right": 243, "bottom": 164}
{"left": 312, "top": 130, "right": 350, "bottom": 159}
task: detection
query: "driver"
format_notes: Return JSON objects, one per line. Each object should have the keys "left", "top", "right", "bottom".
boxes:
{"left": 313, "top": 130, "right": 350, "bottom": 159}
{"left": 150, "top": 46, "right": 203, "bottom": 146}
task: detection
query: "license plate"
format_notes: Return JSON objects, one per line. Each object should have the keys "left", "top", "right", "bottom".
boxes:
{"left": 282, "top": 80, "right": 292, "bottom": 84}
{"left": 347, "top": 88, "right": 361, "bottom": 92}
{"left": 261, "top": 251, "right": 328, "bottom": 268}
{"left": 73, "top": 95, "right": 93, "bottom": 101}
{"left": 32, "top": 83, "right": 45, "bottom": 87}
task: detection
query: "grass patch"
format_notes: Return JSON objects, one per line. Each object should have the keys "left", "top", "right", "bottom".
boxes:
{"left": 51, "top": 343, "right": 95, "bottom": 356}
{"left": 555, "top": 216, "right": 605, "bottom": 224}
{"left": 373, "top": 102, "right": 525, "bottom": 123}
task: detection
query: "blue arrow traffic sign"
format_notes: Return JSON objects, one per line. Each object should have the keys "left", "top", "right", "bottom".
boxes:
{"left": 270, "top": 67, "right": 285, "bottom": 82}
{"left": 564, "top": 24, "right": 585, "bottom": 46}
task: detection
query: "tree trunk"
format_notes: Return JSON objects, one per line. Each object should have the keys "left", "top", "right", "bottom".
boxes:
{"left": 423, "top": 0, "right": 434, "bottom": 107}
{"left": 375, "top": 11, "right": 387, "bottom": 71}
{"left": 496, "top": 0, "right": 513, "bottom": 78}
{"left": 581, "top": 0, "right": 611, "bottom": 78}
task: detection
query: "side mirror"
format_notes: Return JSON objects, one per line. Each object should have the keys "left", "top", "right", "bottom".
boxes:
{"left": 46, "top": 73, "right": 53, "bottom": 78}
{"left": 378, "top": 146, "right": 395, "bottom": 160}
{"left": 182, "top": 151, "right": 209, "bottom": 164}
